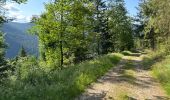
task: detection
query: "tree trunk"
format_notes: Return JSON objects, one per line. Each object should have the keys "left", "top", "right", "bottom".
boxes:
{"left": 150, "top": 27, "right": 155, "bottom": 50}
{"left": 60, "top": 0, "right": 64, "bottom": 69}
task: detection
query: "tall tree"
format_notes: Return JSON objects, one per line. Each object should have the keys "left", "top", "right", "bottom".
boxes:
{"left": 31, "top": 0, "right": 69, "bottom": 69}
{"left": 0, "top": 32, "right": 7, "bottom": 72}
{"left": 93, "top": 0, "right": 112, "bottom": 55}
{"left": 99, "top": 3, "right": 112, "bottom": 54}
{"left": 31, "top": 0, "right": 94, "bottom": 68}
{"left": 19, "top": 46, "right": 27, "bottom": 57}
{"left": 137, "top": 0, "right": 161, "bottom": 50}
{"left": 67, "top": 0, "right": 94, "bottom": 63}
{"left": 108, "top": 0, "right": 134, "bottom": 51}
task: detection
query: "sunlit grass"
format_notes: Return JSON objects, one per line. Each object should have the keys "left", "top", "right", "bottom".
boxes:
{"left": 142, "top": 49, "right": 170, "bottom": 96}
{"left": 122, "top": 70, "right": 135, "bottom": 78}
{"left": 152, "top": 55, "right": 170, "bottom": 96}
{"left": 0, "top": 53, "right": 123, "bottom": 100}
{"left": 121, "top": 51, "right": 133, "bottom": 56}
{"left": 109, "top": 86, "right": 130, "bottom": 100}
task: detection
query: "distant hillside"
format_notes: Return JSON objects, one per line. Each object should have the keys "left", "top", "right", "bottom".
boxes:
{"left": 2, "top": 22, "right": 38, "bottom": 58}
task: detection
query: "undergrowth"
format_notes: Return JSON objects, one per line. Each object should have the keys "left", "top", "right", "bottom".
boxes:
{"left": 152, "top": 55, "right": 170, "bottom": 96}
{"left": 0, "top": 53, "right": 123, "bottom": 100}
{"left": 142, "top": 47, "right": 170, "bottom": 96}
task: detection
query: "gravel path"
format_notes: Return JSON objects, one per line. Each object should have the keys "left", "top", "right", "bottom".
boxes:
{"left": 76, "top": 55, "right": 170, "bottom": 100}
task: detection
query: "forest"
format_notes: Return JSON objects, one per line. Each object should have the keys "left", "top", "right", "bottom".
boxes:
{"left": 0, "top": 0, "right": 170, "bottom": 99}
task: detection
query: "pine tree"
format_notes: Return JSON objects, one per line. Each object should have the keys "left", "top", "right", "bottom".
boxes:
{"left": 108, "top": 0, "right": 134, "bottom": 51}
{"left": 19, "top": 46, "right": 27, "bottom": 57}
{"left": 100, "top": 8, "right": 112, "bottom": 54}
{"left": 92, "top": 0, "right": 112, "bottom": 54}
{"left": 0, "top": 32, "right": 7, "bottom": 67}
{"left": 139, "top": 0, "right": 170, "bottom": 50}
{"left": 68, "top": 0, "right": 94, "bottom": 63}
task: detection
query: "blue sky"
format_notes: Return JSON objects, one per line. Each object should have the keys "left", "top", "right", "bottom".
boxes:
{"left": 125, "top": 0, "right": 139, "bottom": 16}
{"left": 3, "top": 0, "right": 139, "bottom": 23}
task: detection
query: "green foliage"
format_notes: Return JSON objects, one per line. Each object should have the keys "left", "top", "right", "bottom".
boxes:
{"left": 0, "top": 32, "right": 8, "bottom": 77}
{"left": 19, "top": 46, "right": 27, "bottom": 57}
{"left": 142, "top": 51, "right": 164, "bottom": 70}
{"left": 0, "top": 32, "right": 6, "bottom": 65}
{"left": 91, "top": 0, "right": 113, "bottom": 54}
{"left": 121, "top": 51, "right": 132, "bottom": 56}
{"left": 29, "top": 0, "right": 134, "bottom": 70}
{"left": 1, "top": 0, "right": 135, "bottom": 99}
{"left": 152, "top": 55, "right": 170, "bottom": 95}
{"left": 142, "top": 46, "right": 170, "bottom": 95}
{"left": 31, "top": 0, "right": 95, "bottom": 68}
{"left": 137, "top": 0, "right": 170, "bottom": 50}
{"left": 142, "top": 40, "right": 170, "bottom": 69}
{"left": 0, "top": 0, "right": 28, "bottom": 77}
{"left": 0, "top": 53, "right": 122, "bottom": 100}
{"left": 108, "top": 0, "right": 134, "bottom": 51}
{"left": 13, "top": 57, "right": 40, "bottom": 81}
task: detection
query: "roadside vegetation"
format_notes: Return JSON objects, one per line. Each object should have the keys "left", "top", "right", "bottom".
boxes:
{"left": 152, "top": 56, "right": 170, "bottom": 95}
{"left": 142, "top": 46, "right": 170, "bottom": 96}
{"left": 141, "top": 42, "right": 170, "bottom": 96}
{"left": 0, "top": 53, "right": 122, "bottom": 100}
{"left": 1, "top": 0, "right": 170, "bottom": 99}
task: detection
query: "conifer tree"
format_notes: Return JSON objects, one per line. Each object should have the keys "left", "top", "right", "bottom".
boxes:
{"left": 0, "top": 32, "right": 7, "bottom": 69}
{"left": 19, "top": 46, "right": 27, "bottom": 57}
{"left": 139, "top": 0, "right": 170, "bottom": 50}
{"left": 91, "top": 0, "right": 113, "bottom": 54}
{"left": 108, "top": 0, "right": 134, "bottom": 51}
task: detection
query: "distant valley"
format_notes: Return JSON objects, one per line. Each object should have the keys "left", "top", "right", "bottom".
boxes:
{"left": 2, "top": 22, "right": 38, "bottom": 58}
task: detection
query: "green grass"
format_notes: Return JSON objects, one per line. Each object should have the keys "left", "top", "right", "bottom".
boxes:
{"left": 121, "top": 51, "right": 133, "bottom": 56}
{"left": 141, "top": 49, "right": 170, "bottom": 96}
{"left": 122, "top": 70, "right": 135, "bottom": 79}
{"left": 152, "top": 55, "right": 170, "bottom": 96}
{"left": 0, "top": 53, "right": 123, "bottom": 100}
{"left": 121, "top": 61, "right": 136, "bottom": 84}
{"left": 142, "top": 50, "right": 166, "bottom": 70}
{"left": 121, "top": 69, "right": 136, "bottom": 84}
{"left": 123, "top": 61, "right": 134, "bottom": 70}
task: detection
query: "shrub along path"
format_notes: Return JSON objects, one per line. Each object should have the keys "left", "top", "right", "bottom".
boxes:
{"left": 76, "top": 54, "right": 169, "bottom": 100}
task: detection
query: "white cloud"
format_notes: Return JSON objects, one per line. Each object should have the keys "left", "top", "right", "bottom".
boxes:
{"left": 3, "top": 3, "right": 19, "bottom": 11}
{"left": 2, "top": 2, "right": 31, "bottom": 23}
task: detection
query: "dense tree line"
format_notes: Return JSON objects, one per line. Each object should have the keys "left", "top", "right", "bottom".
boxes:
{"left": 1, "top": 0, "right": 170, "bottom": 99}
{"left": 0, "top": 0, "right": 135, "bottom": 80}
{"left": 135, "top": 0, "right": 170, "bottom": 52}
{"left": 0, "top": 0, "right": 135, "bottom": 76}
{"left": 31, "top": 0, "right": 134, "bottom": 69}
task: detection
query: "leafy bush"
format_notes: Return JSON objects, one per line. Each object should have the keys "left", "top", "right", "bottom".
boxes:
{"left": 0, "top": 53, "right": 122, "bottom": 100}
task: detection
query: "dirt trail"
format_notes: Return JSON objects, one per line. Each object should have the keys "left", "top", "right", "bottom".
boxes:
{"left": 76, "top": 55, "right": 170, "bottom": 100}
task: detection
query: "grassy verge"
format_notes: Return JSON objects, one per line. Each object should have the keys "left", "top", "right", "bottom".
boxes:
{"left": 142, "top": 50, "right": 170, "bottom": 96}
{"left": 152, "top": 55, "right": 170, "bottom": 96}
{"left": 121, "top": 51, "right": 133, "bottom": 56}
{"left": 142, "top": 49, "right": 166, "bottom": 70}
{"left": 0, "top": 53, "right": 123, "bottom": 100}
